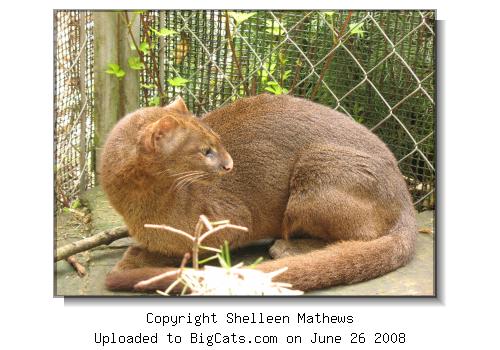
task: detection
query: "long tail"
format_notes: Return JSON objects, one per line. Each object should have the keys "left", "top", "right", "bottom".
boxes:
{"left": 256, "top": 213, "right": 417, "bottom": 291}
{"left": 106, "top": 214, "right": 416, "bottom": 293}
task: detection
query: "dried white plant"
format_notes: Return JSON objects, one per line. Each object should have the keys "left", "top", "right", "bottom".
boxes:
{"left": 138, "top": 215, "right": 303, "bottom": 296}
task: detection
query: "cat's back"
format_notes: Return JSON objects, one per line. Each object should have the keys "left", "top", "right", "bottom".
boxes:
{"left": 202, "top": 94, "right": 391, "bottom": 158}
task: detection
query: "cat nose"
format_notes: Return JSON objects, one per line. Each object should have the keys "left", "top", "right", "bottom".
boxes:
{"left": 222, "top": 158, "right": 233, "bottom": 172}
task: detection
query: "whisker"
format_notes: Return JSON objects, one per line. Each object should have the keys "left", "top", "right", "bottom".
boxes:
{"left": 172, "top": 172, "right": 205, "bottom": 189}
{"left": 183, "top": 173, "right": 211, "bottom": 190}
{"left": 168, "top": 170, "right": 205, "bottom": 178}
{"left": 175, "top": 173, "right": 207, "bottom": 192}
{"left": 173, "top": 175, "right": 197, "bottom": 192}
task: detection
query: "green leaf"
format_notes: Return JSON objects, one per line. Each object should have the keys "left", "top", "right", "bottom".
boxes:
{"left": 151, "top": 27, "right": 177, "bottom": 36}
{"left": 283, "top": 70, "right": 292, "bottom": 81}
{"left": 265, "top": 82, "right": 288, "bottom": 95}
{"left": 248, "top": 257, "right": 264, "bottom": 268}
{"left": 221, "top": 241, "right": 231, "bottom": 267}
{"left": 167, "top": 76, "right": 190, "bottom": 87}
{"left": 138, "top": 41, "right": 150, "bottom": 54}
{"left": 106, "top": 63, "right": 120, "bottom": 72}
{"left": 214, "top": 240, "right": 232, "bottom": 270}
{"left": 228, "top": 11, "right": 256, "bottom": 24}
{"left": 198, "top": 255, "right": 219, "bottom": 265}
{"left": 140, "top": 83, "right": 156, "bottom": 89}
{"left": 269, "top": 63, "right": 276, "bottom": 74}
{"left": 323, "top": 11, "right": 336, "bottom": 17}
{"left": 278, "top": 51, "right": 287, "bottom": 65}
{"left": 105, "top": 63, "right": 125, "bottom": 79}
{"left": 217, "top": 254, "right": 230, "bottom": 269}
{"left": 70, "top": 198, "right": 81, "bottom": 209}
{"left": 148, "top": 96, "right": 160, "bottom": 106}
{"left": 349, "top": 22, "right": 366, "bottom": 38}
{"left": 265, "top": 19, "right": 283, "bottom": 35}
{"left": 127, "top": 56, "right": 145, "bottom": 70}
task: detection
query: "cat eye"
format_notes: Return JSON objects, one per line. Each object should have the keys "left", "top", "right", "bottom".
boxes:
{"left": 202, "top": 147, "right": 214, "bottom": 157}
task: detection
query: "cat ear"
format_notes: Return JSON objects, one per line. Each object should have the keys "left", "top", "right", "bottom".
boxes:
{"left": 165, "top": 96, "right": 189, "bottom": 114}
{"left": 141, "top": 117, "right": 178, "bottom": 153}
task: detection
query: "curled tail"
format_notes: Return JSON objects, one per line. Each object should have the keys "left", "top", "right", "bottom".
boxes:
{"left": 106, "top": 214, "right": 416, "bottom": 293}
{"left": 257, "top": 214, "right": 417, "bottom": 291}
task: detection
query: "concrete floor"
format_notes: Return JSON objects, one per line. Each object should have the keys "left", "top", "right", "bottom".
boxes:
{"left": 55, "top": 187, "right": 434, "bottom": 297}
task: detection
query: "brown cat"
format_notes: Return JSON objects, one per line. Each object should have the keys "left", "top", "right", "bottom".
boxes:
{"left": 100, "top": 94, "right": 417, "bottom": 293}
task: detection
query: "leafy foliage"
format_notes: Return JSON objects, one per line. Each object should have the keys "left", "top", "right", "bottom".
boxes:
{"left": 264, "top": 81, "right": 288, "bottom": 95}
{"left": 148, "top": 96, "right": 160, "bottom": 106}
{"left": 150, "top": 27, "right": 177, "bottom": 36}
{"left": 127, "top": 56, "right": 145, "bottom": 70}
{"left": 167, "top": 76, "right": 190, "bottom": 87}
{"left": 138, "top": 41, "right": 150, "bottom": 54}
{"left": 140, "top": 83, "right": 156, "bottom": 89}
{"left": 265, "top": 19, "right": 283, "bottom": 35}
{"left": 228, "top": 11, "right": 256, "bottom": 25}
{"left": 105, "top": 63, "right": 125, "bottom": 79}
{"left": 349, "top": 22, "right": 366, "bottom": 38}
{"left": 217, "top": 241, "right": 232, "bottom": 269}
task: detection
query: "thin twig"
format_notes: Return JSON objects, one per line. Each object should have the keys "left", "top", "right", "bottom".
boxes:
{"left": 199, "top": 214, "right": 213, "bottom": 230}
{"left": 199, "top": 223, "right": 248, "bottom": 243}
{"left": 178, "top": 252, "right": 191, "bottom": 278}
{"left": 141, "top": 14, "right": 166, "bottom": 105}
{"left": 121, "top": 11, "right": 154, "bottom": 105}
{"left": 192, "top": 219, "right": 203, "bottom": 269}
{"left": 55, "top": 226, "right": 129, "bottom": 262}
{"left": 224, "top": 11, "right": 250, "bottom": 96}
{"left": 66, "top": 255, "right": 86, "bottom": 277}
{"left": 310, "top": 11, "right": 352, "bottom": 99}
{"left": 121, "top": 11, "right": 163, "bottom": 106}
{"left": 211, "top": 220, "right": 230, "bottom": 226}
{"left": 144, "top": 224, "right": 194, "bottom": 241}
{"left": 134, "top": 270, "right": 179, "bottom": 289}
{"left": 62, "top": 34, "right": 88, "bottom": 76}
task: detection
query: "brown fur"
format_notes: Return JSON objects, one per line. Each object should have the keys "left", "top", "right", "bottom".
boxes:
{"left": 100, "top": 94, "right": 417, "bottom": 293}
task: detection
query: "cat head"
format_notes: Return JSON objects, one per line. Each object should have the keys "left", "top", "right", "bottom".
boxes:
{"left": 139, "top": 97, "right": 233, "bottom": 182}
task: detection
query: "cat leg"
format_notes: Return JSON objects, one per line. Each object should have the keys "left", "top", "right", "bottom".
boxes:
{"left": 105, "top": 245, "right": 183, "bottom": 292}
{"left": 281, "top": 144, "right": 401, "bottom": 243}
{"left": 254, "top": 145, "right": 415, "bottom": 291}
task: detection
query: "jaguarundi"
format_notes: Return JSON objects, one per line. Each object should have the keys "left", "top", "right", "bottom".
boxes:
{"left": 100, "top": 94, "right": 417, "bottom": 293}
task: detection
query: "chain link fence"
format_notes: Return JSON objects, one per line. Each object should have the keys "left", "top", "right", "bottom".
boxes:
{"left": 54, "top": 11, "right": 95, "bottom": 208}
{"left": 54, "top": 10, "right": 435, "bottom": 211}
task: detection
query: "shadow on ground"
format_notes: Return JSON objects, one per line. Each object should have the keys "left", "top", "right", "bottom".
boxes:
{"left": 55, "top": 187, "right": 434, "bottom": 297}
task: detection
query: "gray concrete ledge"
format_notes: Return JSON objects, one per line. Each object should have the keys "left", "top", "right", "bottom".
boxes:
{"left": 55, "top": 187, "right": 434, "bottom": 297}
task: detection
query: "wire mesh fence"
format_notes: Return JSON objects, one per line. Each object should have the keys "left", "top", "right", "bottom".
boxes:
{"left": 54, "top": 10, "right": 95, "bottom": 208}
{"left": 54, "top": 10, "right": 435, "bottom": 211}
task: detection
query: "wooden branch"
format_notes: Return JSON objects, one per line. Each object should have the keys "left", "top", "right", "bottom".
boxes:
{"left": 55, "top": 226, "right": 129, "bottom": 262}
{"left": 144, "top": 215, "right": 248, "bottom": 272}
{"left": 310, "top": 11, "right": 353, "bottom": 99}
{"left": 224, "top": 11, "right": 250, "bottom": 96}
{"left": 144, "top": 224, "right": 194, "bottom": 241}
{"left": 199, "top": 223, "right": 248, "bottom": 243}
{"left": 141, "top": 14, "right": 166, "bottom": 104}
{"left": 192, "top": 220, "right": 203, "bottom": 270}
{"left": 66, "top": 255, "right": 86, "bottom": 277}
{"left": 121, "top": 11, "right": 161, "bottom": 106}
